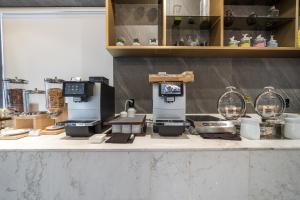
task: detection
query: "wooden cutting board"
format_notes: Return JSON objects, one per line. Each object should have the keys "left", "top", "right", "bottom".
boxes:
{"left": 149, "top": 71, "right": 194, "bottom": 83}
{"left": 0, "top": 133, "right": 28, "bottom": 140}
{"left": 40, "top": 129, "right": 65, "bottom": 135}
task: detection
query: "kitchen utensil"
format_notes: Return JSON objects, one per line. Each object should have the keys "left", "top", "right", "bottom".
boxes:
{"left": 2, "top": 77, "right": 28, "bottom": 114}
{"left": 150, "top": 72, "right": 194, "bottom": 136}
{"left": 240, "top": 118, "right": 261, "bottom": 140}
{"left": 58, "top": 77, "right": 115, "bottom": 137}
{"left": 284, "top": 118, "right": 300, "bottom": 139}
{"left": 105, "top": 115, "right": 147, "bottom": 136}
{"left": 255, "top": 87, "right": 285, "bottom": 139}
{"left": 24, "top": 88, "right": 46, "bottom": 114}
{"left": 194, "top": 121, "right": 236, "bottom": 134}
{"left": 89, "top": 134, "right": 106, "bottom": 144}
{"left": 1, "top": 128, "right": 29, "bottom": 136}
{"left": 44, "top": 77, "right": 65, "bottom": 115}
{"left": 106, "top": 133, "right": 135, "bottom": 144}
{"left": 120, "top": 111, "right": 128, "bottom": 118}
{"left": 218, "top": 86, "right": 246, "bottom": 120}
{"left": 267, "top": 35, "right": 278, "bottom": 48}
{"left": 122, "top": 125, "right": 132, "bottom": 134}
{"left": 268, "top": 5, "right": 279, "bottom": 17}
{"left": 255, "top": 87, "right": 285, "bottom": 120}
{"left": 112, "top": 125, "right": 122, "bottom": 133}
{"left": 254, "top": 35, "right": 266, "bottom": 48}
{"left": 240, "top": 34, "right": 252, "bottom": 47}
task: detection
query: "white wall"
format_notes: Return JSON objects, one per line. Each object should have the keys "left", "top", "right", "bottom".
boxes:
{"left": 1, "top": 8, "right": 113, "bottom": 111}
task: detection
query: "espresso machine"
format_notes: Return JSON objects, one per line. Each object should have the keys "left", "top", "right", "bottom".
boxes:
{"left": 57, "top": 77, "right": 115, "bottom": 137}
{"left": 149, "top": 72, "right": 194, "bottom": 136}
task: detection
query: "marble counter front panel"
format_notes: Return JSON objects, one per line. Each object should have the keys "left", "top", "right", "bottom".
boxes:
{"left": 1, "top": 149, "right": 300, "bottom": 200}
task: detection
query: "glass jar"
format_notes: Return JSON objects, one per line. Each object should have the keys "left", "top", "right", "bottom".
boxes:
{"left": 255, "top": 86, "right": 285, "bottom": 120}
{"left": 218, "top": 86, "right": 246, "bottom": 120}
{"left": 2, "top": 77, "right": 28, "bottom": 114}
{"left": 44, "top": 77, "right": 65, "bottom": 115}
{"left": 24, "top": 88, "right": 46, "bottom": 114}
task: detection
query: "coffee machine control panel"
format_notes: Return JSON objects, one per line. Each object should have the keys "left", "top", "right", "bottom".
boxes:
{"left": 63, "top": 81, "right": 94, "bottom": 102}
{"left": 159, "top": 82, "right": 183, "bottom": 97}
{"left": 64, "top": 83, "right": 85, "bottom": 95}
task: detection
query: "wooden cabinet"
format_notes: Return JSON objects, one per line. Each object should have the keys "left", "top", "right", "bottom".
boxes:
{"left": 106, "top": 0, "right": 300, "bottom": 57}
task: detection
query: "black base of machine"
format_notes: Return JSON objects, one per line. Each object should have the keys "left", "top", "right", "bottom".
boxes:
{"left": 153, "top": 120, "right": 187, "bottom": 137}
{"left": 58, "top": 120, "right": 109, "bottom": 137}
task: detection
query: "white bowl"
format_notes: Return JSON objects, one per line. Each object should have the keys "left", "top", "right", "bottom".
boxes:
{"left": 284, "top": 117, "right": 300, "bottom": 139}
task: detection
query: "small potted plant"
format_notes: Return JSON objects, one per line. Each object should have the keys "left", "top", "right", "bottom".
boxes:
{"left": 132, "top": 38, "right": 141, "bottom": 46}
{"left": 116, "top": 38, "right": 125, "bottom": 46}
{"left": 149, "top": 38, "right": 158, "bottom": 46}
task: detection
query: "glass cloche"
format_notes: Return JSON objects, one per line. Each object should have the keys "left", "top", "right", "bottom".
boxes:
{"left": 218, "top": 86, "right": 246, "bottom": 120}
{"left": 255, "top": 86, "right": 285, "bottom": 120}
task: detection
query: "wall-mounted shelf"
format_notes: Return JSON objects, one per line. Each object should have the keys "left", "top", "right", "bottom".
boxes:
{"left": 107, "top": 46, "right": 300, "bottom": 57}
{"left": 106, "top": 0, "right": 300, "bottom": 57}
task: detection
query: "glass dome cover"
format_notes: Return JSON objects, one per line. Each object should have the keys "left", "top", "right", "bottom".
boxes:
{"left": 218, "top": 86, "right": 246, "bottom": 120}
{"left": 255, "top": 86, "right": 285, "bottom": 119}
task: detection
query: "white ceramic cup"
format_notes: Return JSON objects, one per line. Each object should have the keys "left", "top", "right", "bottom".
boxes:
{"left": 122, "top": 125, "right": 132, "bottom": 134}
{"left": 120, "top": 111, "right": 128, "bottom": 118}
{"left": 240, "top": 118, "right": 261, "bottom": 140}
{"left": 284, "top": 118, "right": 300, "bottom": 139}
{"left": 127, "top": 108, "right": 136, "bottom": 118}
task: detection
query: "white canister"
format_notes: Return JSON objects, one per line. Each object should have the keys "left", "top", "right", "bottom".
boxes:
{"left": 240, "top": 118, "right": 261, "bottom": 140}
{"left": 284, "top": 118, "right": 300, "bottom": 139}
{"left": 122, "top": 125, "right": 132, "bottom": 134}
{"left": 112, "top": 125, "right": 122, "bottom": 133}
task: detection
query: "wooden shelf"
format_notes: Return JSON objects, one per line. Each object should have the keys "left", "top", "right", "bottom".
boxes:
{"left": 106, "top": 0, "right": 300, "bottom": 57}
{"left": 107, "top": 46, "right": 300, "bottom": 57}
{"left": 224, "top": 17, "right": 295, "bottom": 30}
{"left": 224, "top": 0, "right": 277, "bottom": 6}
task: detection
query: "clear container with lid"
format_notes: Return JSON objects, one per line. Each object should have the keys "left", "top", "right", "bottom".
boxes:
{"left": 2, "top": 77, "right": 28, "bottom": 114}
{"left": 218, "top": 86, "right": 246, "bottom": 120}
{"left": 44, "top": 77, "right": 65, "bottom": 115}
{"left": 24, "top": 88, "right": 46, "bottom": 114}
{"left": 255, "top": 86, "right": 285, "bottom": 120}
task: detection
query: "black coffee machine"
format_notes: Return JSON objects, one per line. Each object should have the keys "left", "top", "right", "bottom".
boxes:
{"left": 57, "top": 77, "right": 115, "bottom": 137}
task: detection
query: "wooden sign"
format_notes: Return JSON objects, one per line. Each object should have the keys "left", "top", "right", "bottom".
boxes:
{"left": 149, "top": 71, "right": 195, "bottom": 83}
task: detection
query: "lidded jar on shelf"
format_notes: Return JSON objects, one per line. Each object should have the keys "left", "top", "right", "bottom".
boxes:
{"left": 44, "top": 77, "right": 65, "bottom": 115}
{"left": 24, "top": 88, "right": 46, "bottom": 114}
{"left": 255, "top": 86, "right": 285, "bottom": 120}
{"left": 2, "top": 77, "right": 28, "bottom": 114}
{"left": 218, "top": 86, "right": 246, "bottom": 120}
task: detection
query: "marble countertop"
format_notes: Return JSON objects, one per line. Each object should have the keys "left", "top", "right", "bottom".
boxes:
{"left": 0, "top": 131, "right": 300, "bottom": 151}
{"left": 1, "top": 113, "right": 300, "bottom": 152}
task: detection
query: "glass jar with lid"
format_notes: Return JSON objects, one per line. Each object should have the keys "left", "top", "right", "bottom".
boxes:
{"left": 255, "top": 86, "right": 285, "bottom": 120}
{"left": 255, "top": 86, "right": 285, "bottom": 139}
{"left": 218, "top": 86, "right": 246, "bottom": 120}
{"left": 24, "top": 88, "right": 46, "bottom": 114}
{"left": 2, "top": 77, "right": 28, "bottom": 114}
{"left": 44, "top": 77, "right": 65, "bottom": 115}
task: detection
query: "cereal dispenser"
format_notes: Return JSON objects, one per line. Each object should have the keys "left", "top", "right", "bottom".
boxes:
{"left": 24, "top": 88, "right": 46, "bottom": 114}
{"left": 2, "top": 77, "right": 28, "bottom": 114}
{"left": 44, "top": 77, "right": 65, "bottom": 115}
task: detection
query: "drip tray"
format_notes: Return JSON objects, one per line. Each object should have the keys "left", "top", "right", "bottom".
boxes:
{"left": 187, "top": 115, "right": 224, "bottom": 122}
